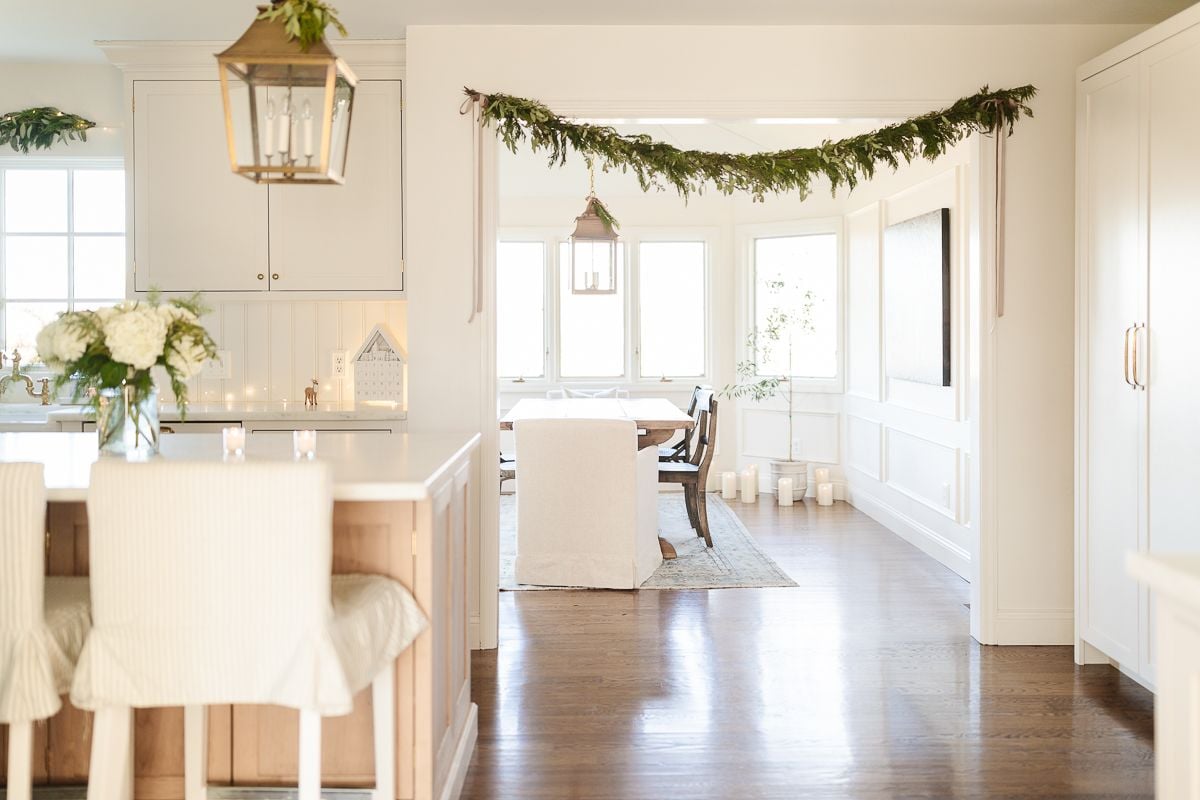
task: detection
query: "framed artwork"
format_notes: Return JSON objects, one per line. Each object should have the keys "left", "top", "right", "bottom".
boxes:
{"left": 883, "top": 207, "right": 951, "bottom": 387}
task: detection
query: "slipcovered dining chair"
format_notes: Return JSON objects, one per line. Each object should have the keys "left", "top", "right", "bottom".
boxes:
{"left": 72, "top": 460, "right": 427, "bottom": 800}
{"left": 0, "top": 463, "right": 91, "bottom": 800}
{"left": 514, "top": 418, "right": 661, "bottom": 588}
{"left": 659, "top": 389, "right": 719, "bottom": 547}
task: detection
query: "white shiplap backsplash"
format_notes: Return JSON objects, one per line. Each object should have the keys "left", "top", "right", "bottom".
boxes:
{"left": 163, "top": 300, "right": 407, "bottom": 406}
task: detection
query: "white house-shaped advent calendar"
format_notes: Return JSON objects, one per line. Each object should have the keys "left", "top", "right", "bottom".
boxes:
{"left": 351, "top": 324, "right": 407, "bottom": 403}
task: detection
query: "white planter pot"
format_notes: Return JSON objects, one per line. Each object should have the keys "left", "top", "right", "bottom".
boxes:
{"left": 770, "top": 460, "right": 808, "bottom": 503}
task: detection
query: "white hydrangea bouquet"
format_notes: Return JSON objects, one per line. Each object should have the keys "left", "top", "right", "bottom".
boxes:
{"left": 37, "top": 292, "right": 218, "bottom": 454}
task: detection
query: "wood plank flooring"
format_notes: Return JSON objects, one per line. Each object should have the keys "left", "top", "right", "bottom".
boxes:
{"left": 461, "top": 498, "right": 1154, "bottom": 799}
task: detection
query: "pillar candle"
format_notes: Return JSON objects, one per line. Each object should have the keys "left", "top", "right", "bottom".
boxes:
{"left": 777, "top": 477, "right": 794, "bottom": 507}
{"left": 740, "top": 469, "right": 757, "bottom": 503}
{"left": 222, "top": 426, "right": 246, "bottom": 456}
{"left": 293, "top": 429, "right": 318, "bottom": 460}
{"left": 721, "top": 471, "right": 738, "bottom": 500}
{"left": 814, "top": 467, "right": 831, "bottom": 484}
{"left": 748, "top": 463, "right": 759, "bottom": 482}
{"left": 817, "top": 482, "right": 834, "bottom": 506}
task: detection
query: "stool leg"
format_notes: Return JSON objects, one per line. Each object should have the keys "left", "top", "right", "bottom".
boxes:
{"left": 184, "top": 705, "right": 207, "bottom": 800}
{"left": 372, "top": 661, "right": 396, "bottom": 800}
{"left": 298, "top": 709, "right": 322, "bottom": 800}
{"left": 7, "top": 720, "right": 33, "bottom": 800}
{"left": 88, "top": 706, "right": 133, "bottom": 800}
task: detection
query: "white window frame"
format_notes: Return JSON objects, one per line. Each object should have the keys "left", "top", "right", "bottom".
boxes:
{"left": 495, "top": 235, "right": 552, "bottom": 382}
{"left": 0, "top": 157, "right": 127, "bottom": 369}
{"left": 736, "top": 217, "right": 844, "bottom": 394}
{"left": 497, "top": 226, "right": 716, "bottom": 392}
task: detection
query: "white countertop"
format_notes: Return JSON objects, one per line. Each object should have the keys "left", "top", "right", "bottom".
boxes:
{"left": 1128, "top": 553, "right": 1200, "bottom": 609}
{"left": 0, "top": 430, "right": 479, "bottom": 502}
{"left": 0, "top": 400, "right": 407, "bottom": 425}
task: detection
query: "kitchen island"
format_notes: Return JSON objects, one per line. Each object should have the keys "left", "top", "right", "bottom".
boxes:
{"left": 0, "top": 431, "right": 479, "bottom": 800}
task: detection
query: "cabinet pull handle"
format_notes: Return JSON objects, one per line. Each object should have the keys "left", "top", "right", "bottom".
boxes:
{"left": 272, "top": 273, "right": 280, "bottom": 280}
{"left": 1123, "top": 324, "right": 1135, "bottom": 387}
{"left": 161, "top": 425, "right": 176, "bottom": 434}
{"left": 257, "top": 273, "right": 265, "bottom": 281}
{"left": 1132, "top": 323, "right": 1146, "bottom": 390}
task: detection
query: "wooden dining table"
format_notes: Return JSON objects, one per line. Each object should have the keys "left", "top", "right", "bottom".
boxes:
{"left": 499, "top": 397, "right": 694, "bottom": 559}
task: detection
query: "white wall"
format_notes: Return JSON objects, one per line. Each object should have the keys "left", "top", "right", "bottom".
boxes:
{"left": 406, "top": 22, "right": 1144, "bottom": 647}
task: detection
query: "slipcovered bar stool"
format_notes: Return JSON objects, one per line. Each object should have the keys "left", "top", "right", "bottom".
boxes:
{"left": 0, "top": 463, "right": 91, "bottom": 800}
{"left": 71, "top": 460, "right": 428, "bottom": 800}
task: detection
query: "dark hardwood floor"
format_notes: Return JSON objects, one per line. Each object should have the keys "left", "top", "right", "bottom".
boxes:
{"left": 461, "top": 498, "right": 1154, "bottom": 799}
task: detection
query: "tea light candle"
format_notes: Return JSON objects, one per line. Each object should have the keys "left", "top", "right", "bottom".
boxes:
{"left": 777, "top": 477, "right": 794, "bottom": 507}
{"left": 222, "top": 426, "right": 246, "bottom": 456}
{"left": 740, "top": 469, "right": 757, "bottom": 503}
{"left": 814, "top": 467, "right": 831, "bottom": 484}
{"left": 817, "top": 482, "right": 834, "bottom": 506}
{"left": 293, "top": 429, "right": 318, "bottom": 460}
{"left": 721, "top": 471, "right": 738, "bottom": 500}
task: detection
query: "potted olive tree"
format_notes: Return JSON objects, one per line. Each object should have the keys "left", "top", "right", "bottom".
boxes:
{"left": 721, "top": 280, "right": 815, "bottom": 502}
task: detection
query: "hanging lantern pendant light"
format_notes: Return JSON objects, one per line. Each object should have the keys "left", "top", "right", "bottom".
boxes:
{"left": 569, "top": 165, "right": 620, "bottom": 295}
{"left": 216, "top": 3, "right": 357, "bottom": 185}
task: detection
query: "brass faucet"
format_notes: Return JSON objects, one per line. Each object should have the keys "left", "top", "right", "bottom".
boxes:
{"left": 0, "top": 349, "right": 52, "bottom": 405}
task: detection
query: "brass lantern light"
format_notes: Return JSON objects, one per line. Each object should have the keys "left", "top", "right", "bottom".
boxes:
{"left": 568, "top": 170, "right": 619, "bottom": 295}
{"left": 216, "top": 5, "right": 357, "bottom": 184}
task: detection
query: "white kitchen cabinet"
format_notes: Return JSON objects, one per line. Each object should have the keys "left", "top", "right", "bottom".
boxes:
{"left": 130, "top": 77, "right": 403, "bottom": 294}
{"left": 133, "top": 80, "right": 269, "bottom": 293}
{"left": 1075, "top": 13, "right": 1200, "bottom": 688}
{"left": 268, "top": 80, "right": 404, "bottom": 291}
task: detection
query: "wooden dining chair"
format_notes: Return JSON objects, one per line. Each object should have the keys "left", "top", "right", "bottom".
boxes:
{"left": 658, "top": 389, "right": 718, "bottom": 547}
{"left": 659, "top": 385, "right": 708, "bottom": 463}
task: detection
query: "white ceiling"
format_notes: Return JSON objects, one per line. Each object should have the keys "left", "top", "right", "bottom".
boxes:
{"left": 0, "top": 0, "right": 1189, "bottom": 63}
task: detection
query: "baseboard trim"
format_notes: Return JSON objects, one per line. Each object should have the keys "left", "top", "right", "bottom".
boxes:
{"left": 845, "top": 488, "right": 970, "bottom": 579}
{"left": 991, "top": 610, "right": 1073, "bottom": 645}
{"left": 440, "top": 702, "right": 479, "bottom": 800}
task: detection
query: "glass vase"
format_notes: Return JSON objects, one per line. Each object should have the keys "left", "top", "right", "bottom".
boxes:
{"left": 96, "top": 385, "right": 160, "bottom": 459}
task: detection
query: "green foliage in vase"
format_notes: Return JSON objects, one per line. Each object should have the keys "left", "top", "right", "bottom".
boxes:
{"left": 465, "top": 84, "right": 1036, "bottom": 226}
{"left": 0, "top": 107, "right": 96, "bottom": 154}
{"left": 257, "top": 0, "right": 348, "bottom": 50}
{"left": 36, "top": 292, "right": 219, "bottom": 420}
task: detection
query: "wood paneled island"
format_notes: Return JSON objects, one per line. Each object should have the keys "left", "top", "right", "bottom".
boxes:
{"left": 0, "top": 431, "right": 480, "bottom": 800}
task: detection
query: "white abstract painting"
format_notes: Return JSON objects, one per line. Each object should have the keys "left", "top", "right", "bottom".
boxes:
{"left": 883, "top": 208, "right": 951, "bottom": 387}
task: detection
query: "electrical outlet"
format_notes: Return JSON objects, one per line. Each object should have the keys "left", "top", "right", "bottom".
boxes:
{"left": 332, "top": 350, "right": 347, "bottom": 378}
{"left": 203, "top": 351, "right": 231, "bottom": 380}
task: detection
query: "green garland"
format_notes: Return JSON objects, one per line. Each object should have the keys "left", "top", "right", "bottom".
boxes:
{"left": 0, "top": 107, "right": 96, "bottom": 154}
{"left": 465, "top": 85, "right": 1036, "bottom": 210}
{"left": 257, "top": 0, "right": 347, "bottom": 50}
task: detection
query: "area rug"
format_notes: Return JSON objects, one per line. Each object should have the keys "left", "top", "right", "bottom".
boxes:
{"left": 499, "top": 493, "right": 798, "bottom": 590}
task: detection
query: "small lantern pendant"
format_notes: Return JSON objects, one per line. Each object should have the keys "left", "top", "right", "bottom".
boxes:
{"left": 568, "top": 169, "right": 619, "bottom": 295}
{"left": 216, "top": 3, "right": 357, "bottom": 185}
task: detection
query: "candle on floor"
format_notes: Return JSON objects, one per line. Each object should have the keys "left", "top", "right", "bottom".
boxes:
{"left": 721, "top": 471, "right": 738, "bottom": 500}
{"left": 748, "top": 463, "right": 759, "bottom": 482}
{"left": 817, "top": 482, "right": 834, "bottom": 506}
{"left": 222, "top": 426, "right": 246, "bottom": 457}
{"left": 814, "top": 467, "right": 831, "bottom": 484}
{"left": 740, "top": 469, "right": 757, "bottom": 503}
{"left": 777, "top": 477, "right": 794, "bottom": 507}
{"left": 293, "top": 429, "right": 318, "bottom": 461}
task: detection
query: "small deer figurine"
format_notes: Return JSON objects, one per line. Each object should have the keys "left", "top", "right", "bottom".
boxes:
{"left": 304, "top": 378, "right": 319, "bottom": 407}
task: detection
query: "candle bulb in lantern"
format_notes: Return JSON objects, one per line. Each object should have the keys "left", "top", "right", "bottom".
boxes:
{"left": 740, "top": 469, "right": 757, "bottom": 503}
{"left": 721, "top": 471, "right": 738, "bottom": 500}
{"left": 293, "top": 429, "right": 317, "bottom": 460}
{"left": 222, "top": 426, "right": 246, "bottom": 457}
{"left": 777, "top": 477, "right": 794, "bottom": 507}
{"left": 262, "top": 99, "right": 276, "bottom": 161}
{"left": 277, "top": 95, "right": 291, "bottom": 157}
{"left": 302, "top": 100, "right": 314, "bottom": 158}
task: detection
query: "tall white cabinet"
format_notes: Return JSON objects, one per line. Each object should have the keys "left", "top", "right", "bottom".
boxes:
{"left": 1075, "top": 10, "right": 1200, "bottom": 688}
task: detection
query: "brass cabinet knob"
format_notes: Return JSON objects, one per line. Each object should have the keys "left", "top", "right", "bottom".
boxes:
{"left": 257, "top": 273, "right": 265, "bottom": 280}
{"left": 272, "top": 273, "right": 280, "bottom": 280}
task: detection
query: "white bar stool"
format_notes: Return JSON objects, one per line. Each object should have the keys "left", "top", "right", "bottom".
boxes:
{"left": 71, "top": 460, "right": 428, "bottom": 800}
{"left": 0, "top": 463, "right": 91, "bottom": 800}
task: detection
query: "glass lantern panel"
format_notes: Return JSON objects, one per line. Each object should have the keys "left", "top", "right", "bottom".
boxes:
{"left": 570, "top": 239, "right": 617, "bottom": 293}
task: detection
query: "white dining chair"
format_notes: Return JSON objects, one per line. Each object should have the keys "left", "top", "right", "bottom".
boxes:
{"left": 546, "top": 387, "right": 630, "bottom": 399}
{"left": 0, "top": 463, "right": 91, "bottom": 800}
{"left": 514, "top": 418, "right": 661, "bottom": 588}
{"left": 72, "top": 460, "right": 428, "bottom": 800}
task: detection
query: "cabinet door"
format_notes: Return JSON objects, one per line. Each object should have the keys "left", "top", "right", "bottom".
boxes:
{"left": 1079, "top": 60, "right": 1144, "bottom": 666}
{"left": 1144, "top": 23, "right": 1200, "bottom": 678}
{"left": 133, "top": 81, "right": 269, "bottom": 292}
{"left": 267, "top": 81, "right": 404, "bottom": 292}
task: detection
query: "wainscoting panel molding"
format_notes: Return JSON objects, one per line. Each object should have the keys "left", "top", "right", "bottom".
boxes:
{"left": 741, "top": 409, "right": 840, "bottom": 465}
{"left": 846, "top": 414, "right": 883, "bottom": 480}
{"left": 884, "top": 427, "right": 959, "bottom": 521}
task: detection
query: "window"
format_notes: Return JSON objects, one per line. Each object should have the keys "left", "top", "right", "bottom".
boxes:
{"left": 497, "top": 230, "right": 711, "bottom": 384}
{"left": 638, "top": 241, "right": 705, "bottom": 378}
{"left": 751, "top": 230, "right": 838, "bottom": 380}
{"left": 497, "top": 241, "right": 546, "bottom": 379}
{"left": 1, "top": 165, "right": 126, "bottom": 363}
